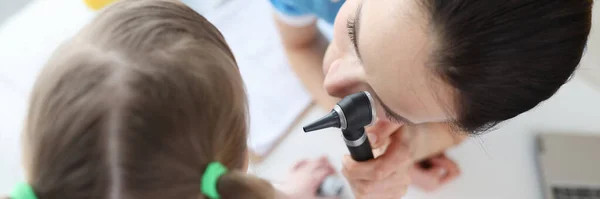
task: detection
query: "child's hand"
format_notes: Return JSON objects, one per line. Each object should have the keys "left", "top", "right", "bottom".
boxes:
{"left": 277, "top": 157, "right": 339, "bottom": 199}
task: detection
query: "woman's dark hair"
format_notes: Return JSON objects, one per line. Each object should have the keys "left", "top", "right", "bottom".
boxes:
{"left": 17, "top": 0, "right": 274, "bottom": 198}
{"left": 425, "top": 0, "right": 593, "bottom": 133}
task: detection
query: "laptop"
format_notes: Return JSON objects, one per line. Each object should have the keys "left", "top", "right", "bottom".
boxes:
{"left": 536, "top": 134, "right": 600, "bottom": 199}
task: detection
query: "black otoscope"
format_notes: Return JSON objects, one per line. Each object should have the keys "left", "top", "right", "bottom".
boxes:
{"left": 303, "top": 91, "right": 376, "bottom": 162}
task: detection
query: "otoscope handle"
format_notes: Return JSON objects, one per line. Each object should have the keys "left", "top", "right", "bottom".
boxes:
{"left": 348, "top": 139, "right": 374, "bottom": 162}
{"left": 343, "top": 128, "right": 375, "bottom": 162}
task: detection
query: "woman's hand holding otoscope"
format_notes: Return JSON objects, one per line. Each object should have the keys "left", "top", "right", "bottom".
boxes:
{"left": 303, "top": 91, "right": 376, "bottom": 161}
{"left": 303, "top": 91, "right": 377, "bottom": 197}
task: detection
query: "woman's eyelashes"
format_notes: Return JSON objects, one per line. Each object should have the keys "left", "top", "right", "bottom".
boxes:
{"left": 346, "top": 16, "right": 358, "bottom": 50}
{"left": 384, "top": 110, "right": 406, "bottom": 125}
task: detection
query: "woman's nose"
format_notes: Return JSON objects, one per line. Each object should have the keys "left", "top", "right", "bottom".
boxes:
{"left": 323, "top": 58, "right": 368, "bottom": 98}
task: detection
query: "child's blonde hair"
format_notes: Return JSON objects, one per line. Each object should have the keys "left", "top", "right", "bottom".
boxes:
{"left": 20, "top": 0, "right": 274, "bottom": 198}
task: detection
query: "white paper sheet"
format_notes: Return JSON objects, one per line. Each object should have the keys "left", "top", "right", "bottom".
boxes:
{"left": 195, "top": 0, "right": 313, "bottom": 156}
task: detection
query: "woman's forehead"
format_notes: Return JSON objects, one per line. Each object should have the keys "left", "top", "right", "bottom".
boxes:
{"left": 359, "top": 0, "right": 430, "bottom": 66}
{"left": 360, "top": 0, "right": 456, "bottom": 123}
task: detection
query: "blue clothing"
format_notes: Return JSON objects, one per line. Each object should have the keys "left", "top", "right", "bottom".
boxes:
{"left": 269, "top": 0, "right": 345, "bottom": 25}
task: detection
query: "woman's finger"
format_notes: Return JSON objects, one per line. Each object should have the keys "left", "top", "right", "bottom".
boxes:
{"left": 342, "top": 155, "right": 399, "bottom": 181}
{"left": 361, "top": 171, "right": 411, "bottom": 198}
{"left": 366, "top": 119, "right": 400, "bottom": 148}
{"left": 343, "top": 131, "right": 413, "bottom": 181}
{"left": 343, "top": 132, "right": 413, "bottom": 198}
{"left": 344, "top": 163, "right": 412, "bottom": 199}
{"left": 342, "top": 155, "right": 378, "bottom": 180}
{"left": 375, "top": 131, "right": 413, "bottom": 171}
{"left": 341, "top": 167, "right": 373, "bottom": 197}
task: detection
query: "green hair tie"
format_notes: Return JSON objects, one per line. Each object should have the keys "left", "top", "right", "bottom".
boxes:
{"left": 201, "top": 162, "right": 228, "bottom": 199}
{"left": 11, "top": 182, "right": 38, "bottom": 199}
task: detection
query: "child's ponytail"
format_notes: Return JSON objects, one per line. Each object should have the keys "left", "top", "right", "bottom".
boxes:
{"left": 217, "top": 171, "right": 276, "bottom": 199}
{"left": 201, "top": 162, "right": 275, "bottom": 199}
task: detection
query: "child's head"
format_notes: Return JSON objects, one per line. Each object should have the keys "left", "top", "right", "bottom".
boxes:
{"left": 20, "top": 0, "right": 273, "bottom": 198}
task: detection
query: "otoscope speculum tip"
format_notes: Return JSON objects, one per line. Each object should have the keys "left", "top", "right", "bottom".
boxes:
{"left": 302, "top": 111, "right": 341, "bottom": 133}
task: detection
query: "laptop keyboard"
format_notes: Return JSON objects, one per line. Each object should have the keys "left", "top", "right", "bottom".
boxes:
{"left": 553, "top": 187, "right": 600, "bottom": 199}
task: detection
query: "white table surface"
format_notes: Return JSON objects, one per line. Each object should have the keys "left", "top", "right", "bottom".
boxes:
{"left": 254, "top": 74, "right": 600, "bottom": 199}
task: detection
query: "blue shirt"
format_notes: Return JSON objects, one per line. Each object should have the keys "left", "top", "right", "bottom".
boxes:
{"left": 269, "top": 0, "right": 345, "bottom": 25}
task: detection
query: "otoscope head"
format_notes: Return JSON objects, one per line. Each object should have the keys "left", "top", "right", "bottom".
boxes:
{"left": 303, "top": 91, "right": 376, "bottom": 132}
